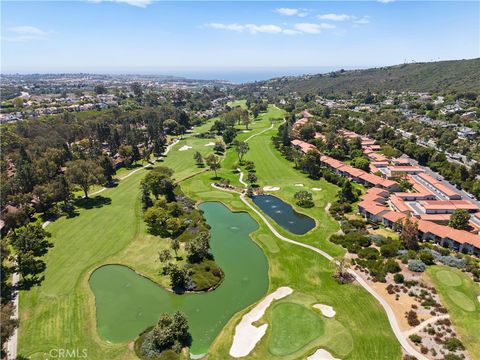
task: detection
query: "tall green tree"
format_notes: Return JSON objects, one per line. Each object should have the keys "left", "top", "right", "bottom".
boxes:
{"left": 205, "top": 154, "right": 221, "bottom": 178}
{"left": 399, "top": 217, "right": 419, "bottom": 250}
{"left": 449, "top": 209, "right": 470, "bottom": 230}
{"left": 340, "top": 181, "right": 357, "bottom": 203}
{"left": 65, "top": 160, "right": 105, "bottom": 198}
{"left": 233, "top": 141, "right": 249, "bottom": 163}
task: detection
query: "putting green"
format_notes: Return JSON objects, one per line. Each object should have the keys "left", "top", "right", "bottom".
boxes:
{"left": 268, "top": 302, "right": 325, "bottom": 356}
{"left": 447, "top": 289, "right": 476, "bottom": 312}
{"left": 436, "top": 270, "right": 462, "bottom": 287}
{"left": 89, "top": 202, "right": 269, "bottom": 355}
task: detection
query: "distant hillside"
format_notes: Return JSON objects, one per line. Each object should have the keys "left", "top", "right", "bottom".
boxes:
{"left": 245, "top": 58, "right": 480, "bottom": 94}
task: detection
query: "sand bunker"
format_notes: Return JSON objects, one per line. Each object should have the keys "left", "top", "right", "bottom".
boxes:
{"left": 308, "top": 349, "right": 340, "bottom": 360}
{"left": 229, "top": 286, "right": 293, "bottom": 358}
{"left": 294, "top": 183, "right": 304, "bottom": 187}
{"left": 204, "top": 142, "right": 215, "bottom": 146}
{"left": 178, "top": 145, "right": 192, "bottom": 151}
{"left": 263, "top": 186, "right": 280, "bottom": 192}
{"left": 312, "top": 188, "right": 322, "bottom": 191}
{"left": 313, "top": 304, "right": 336, "bottom": 318}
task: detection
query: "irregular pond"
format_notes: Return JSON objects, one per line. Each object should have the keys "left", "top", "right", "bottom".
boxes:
{"left": 252, "top": 195, "right": 316, "bottom": 235}
{"left": 89, "top": 202, "right": 268, "bottom": 355}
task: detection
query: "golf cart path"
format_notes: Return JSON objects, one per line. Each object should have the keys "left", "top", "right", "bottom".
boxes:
{"left": 404, "top": 315, "right": 450, "bottom": 337}
{"left": 211, "top": 172, "right": 428, "bottom": 360}
{"left": 90, "top": 139, "right": 180, "bottom": 197}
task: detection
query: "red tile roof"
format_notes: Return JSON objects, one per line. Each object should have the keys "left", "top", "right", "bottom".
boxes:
{"left": 291, "top": 139, "right": 318, "bottom": 154}
{"left": 368, "top": 153, "right": 389, "bottom": 162}
{"left": 366, "top": 187, "right": 390, "bottom": 197}
{"left": 358, "top": 172, "right": 384, "bottom": 186}
{"left": 390, "top": 195, "right": 412, "bottom": 213}
{"left": 389, "top": 166, "right": 425, "bottom": 173}
{"left": 320, "top": 155, "right": 344, "bottom": 169}
{"left": 419, "top": 214, "right": 451, "bottom": 222}
{"left": 392, "top": 158, "right": 410, "bottom": 165}
{"left": 339, "top": 165, "right": 366, "bottom": 178}
{"left": 380, "top": 179, "right": 399, "bottom": 189}
{"left": 383, "top": 211, "right": 407, "bottom": 223}
{"left": 419, "top": 200, "right": 478, "bottom": 211}
{"left": 358, "top": 200, "right": 388, "bottom": 215}
{"left": 417, "top": 220, "right": 480, "bottom": 248}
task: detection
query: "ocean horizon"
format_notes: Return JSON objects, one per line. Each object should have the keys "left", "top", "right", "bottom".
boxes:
{"left": 2, "top": 66, "right": 371, "bottom": 84}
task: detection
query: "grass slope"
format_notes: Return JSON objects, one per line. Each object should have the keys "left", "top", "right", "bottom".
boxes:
{"left": 426, "top": 266, "right": 480, "bottom": 359}
{"left": 246, "top": 58, "right": 480, "bottom": 94}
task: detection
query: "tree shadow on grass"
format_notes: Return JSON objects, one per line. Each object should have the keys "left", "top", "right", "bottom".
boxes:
{"left": 75, "top": 195, "right": 112, "bottom": 210}
{"left": 125, "top": 163, "right": 143, "bottom": 170}
{"left": 18, "top": 275, "right": 45, "bottom": 291}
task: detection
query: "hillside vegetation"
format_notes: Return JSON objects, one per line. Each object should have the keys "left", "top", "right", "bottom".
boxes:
{"left": 245, "top": 58, "right": 480, "bottom": 94}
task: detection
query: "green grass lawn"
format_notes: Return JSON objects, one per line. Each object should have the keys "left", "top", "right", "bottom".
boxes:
{"left": 268, "top": 302, "right": 325, "bottom": 356}
{"left": 226, "top": 99, "right": 247, "bottom": 109}
{"left": 179, "top": 106, "right": 401, "bottom": 359}
{"left": 426, "top": 266, "right": 480, "bottom": 359}
{"left": 17, "top": 103, "right": 401, "bottom": 360}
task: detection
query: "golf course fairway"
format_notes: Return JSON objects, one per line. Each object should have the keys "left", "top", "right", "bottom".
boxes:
{"left": 89, "top": 202, "right": 269, "bottom": 355}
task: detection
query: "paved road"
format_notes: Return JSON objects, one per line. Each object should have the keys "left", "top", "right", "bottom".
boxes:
{"left": 212, "top": 173, "right": 429, "bottom": 360}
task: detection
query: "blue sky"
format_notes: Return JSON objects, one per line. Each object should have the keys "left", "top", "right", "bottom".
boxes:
{"left": 1, "top": 1, "right": 479, "bottom": 74}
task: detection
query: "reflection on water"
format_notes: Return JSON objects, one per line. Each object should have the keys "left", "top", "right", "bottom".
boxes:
{"left": 252, "top": 195, "right": 315, "bottom": 235}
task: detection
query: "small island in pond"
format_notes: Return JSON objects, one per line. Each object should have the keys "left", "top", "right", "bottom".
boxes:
{"left": 141, "top": 166, "right": 224, "bottom": 293}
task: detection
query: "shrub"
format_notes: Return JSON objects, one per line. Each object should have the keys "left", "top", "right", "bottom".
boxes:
{"left": 443, "top": 354, "right": 463, "bottom": 360}
{"left": 444, "top": 338, "right": 464, "bottom": 352}
{"left": 368, "top": 234, "right": 388, "bottom": 245}
{"left": 394, "top": 273, "right": 405, "bottom": 284}
{"left": 408, "top": 260, "right": 426, "bottom": 272}
{"left": 358, "top": 247, "right": 380, "bottom": 260}
{"left": 419, "top": 251, "right": 435, "bottom": 265}
{"left": 380, "top": 243, "right": 400, "bottom": 257}
{"left": 409, "top": 334, "right": 422, "bottom": 344}
{"left": 421, "top": 297, "right": 437, "bottom": 308}
{"left": 384, "top": 259, "right": 401, "bottom": 273}
{"left": 438, "top": 256, "right": 466, "bottom": 269}
{"left": 406, "top": 310, "right": 420, "bottom": 326}
{"left": 329, "top": 200, "right": 352, "bottom": 216}
{"left": 294, "top": 190, "right": 314, "bottom": 208}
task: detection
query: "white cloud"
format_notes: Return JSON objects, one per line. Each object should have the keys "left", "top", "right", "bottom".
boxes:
{"left": 294, "top": 23, "right": 335, "bottom": 34}
{"left": 377, "top": 0, "right": 395, "bottom": 3}
{"left": 9, "top": 26, "right": 47, "bottom": 36}
{"left": 354, "top": 17, "right": 371, "bottom": 25}
{"left": 206, "top": 23, "right": 283, "bottom": 35}
{"left": 318, "top": 13, "right": 351, "bottom": 22}
{"left": 4, "top": 26, "right": 48, "bottom": 42}
{"left": 88, "top": 0, "right": 152, "bottom": 8}
{"left": 283, "top": 29, "right": 301, "bottom": 35}
{"left": 275, "top": 7, "right": 298, "bottom": 16}
{"left": 274, "top": 7, "right": 308, "bottom": 17}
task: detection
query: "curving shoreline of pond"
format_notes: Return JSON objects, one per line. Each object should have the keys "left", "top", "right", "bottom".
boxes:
{"left": 89, "top": 201, "right": 269, "bottom": 355}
